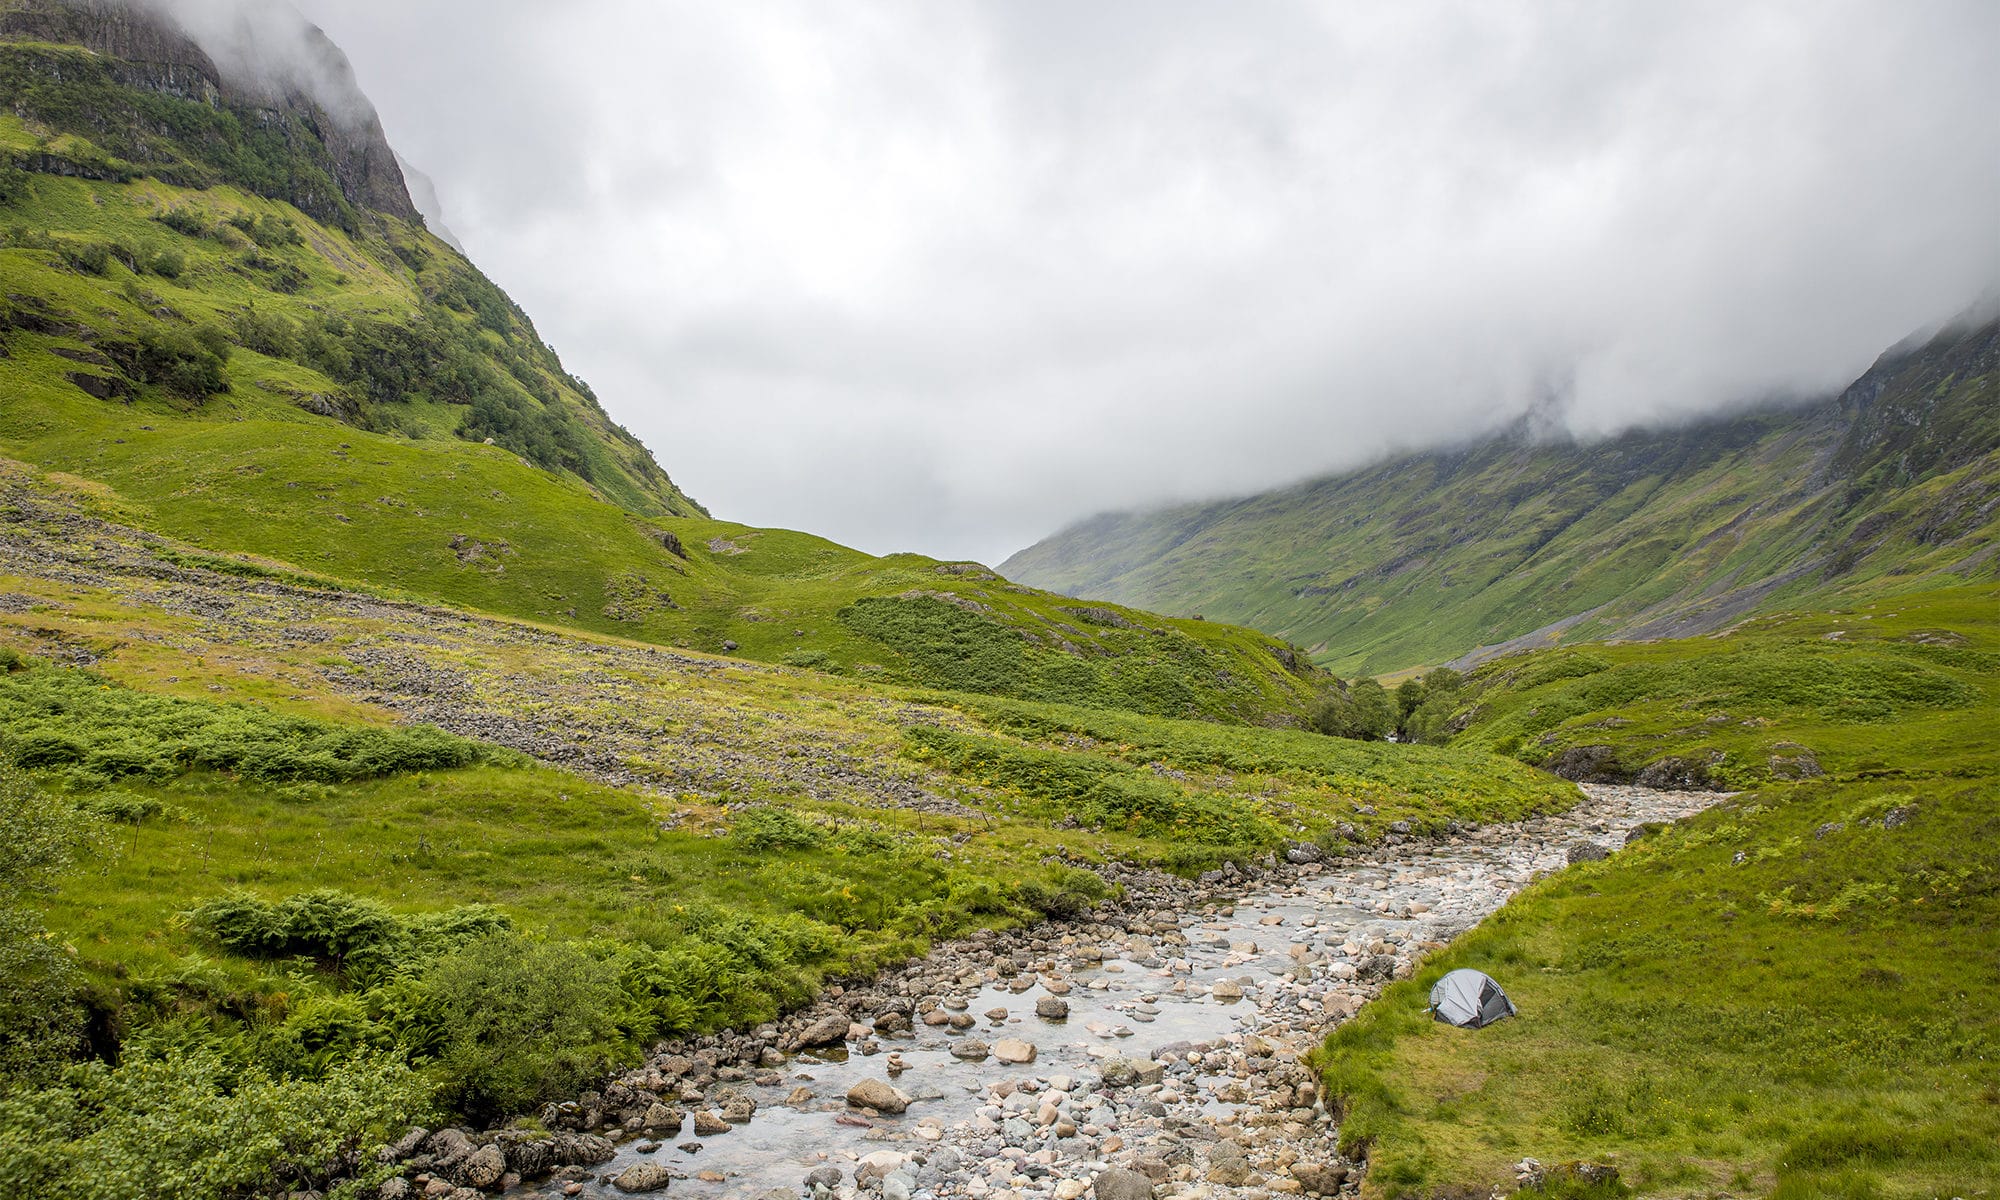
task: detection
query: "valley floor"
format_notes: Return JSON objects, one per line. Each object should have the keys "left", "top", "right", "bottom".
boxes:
{"left": 508, "top": 784, "right": 1715, "bottom": 1200}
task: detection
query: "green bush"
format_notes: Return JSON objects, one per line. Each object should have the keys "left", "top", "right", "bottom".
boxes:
{"left": 152, "top": 208, "right": 210, "bottom": 238}
{"left": 0, "top": 1043, "right": 430, "bottom": 1200}
{"left": 0, "top": 662, "right": 487, "bottom": 785}
{"left": 0, "top": 766, "right": 98, "bottom": 1085}
{"left": 59, "top": 240, "right": 110, "bottom": 275}
{"left": 1015, "top": 866, "right": 1110, "bottom": 918}
{"left": 0, "top": 160, "right": 31, "bottom": 206}
{"left": 411, "top": 934, "right": 626, "bottom": 1123}
{"left": 1311, "top": 677, "right": 1395, "bottom": 740}
{"left": 187, "top": 889, "right": 512, "bottom": 981}
{"left": 732, "top": 806, "right": 824, "bottom": 851}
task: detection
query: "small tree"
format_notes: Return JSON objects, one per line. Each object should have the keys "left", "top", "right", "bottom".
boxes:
{"left": 0, "top": 767, "right": 99, "bottom": 1084}
{"left": 1348, "top": 678, "right": 1397, "bottom": 740}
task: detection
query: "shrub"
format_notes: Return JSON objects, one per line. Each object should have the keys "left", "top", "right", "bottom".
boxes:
{"left": 0, "top": 662, "right": 487, "bottom": 784}
{"left": 153, "top": 208, "right": 210, "bottom": 238}
{"left": 147, "top": 246, "right": 184, "bottom": 279}
{"left": 59, "top": 241, "right": 110, "bottom": 275}
{"left": 0, "top": 160, "right": 31, "bottom": 206}
{"left": 232, "top": 306, "right": 298, "bottom": 359}
{"left": 412, "top": 934, "right": 626, "bottom": 1122}
{"left": 0, "top": 1043, "right": 430, "bottom": 1200}
{"left": 732, "top": 805, "right": 824, "bottom": 851}
{"left": 1015, "top": 866, "right": 1110, "bottom": 919}
{"left": 187, "top": 890, "right": 508, "bottom": 979}
{"left": 0, "top": 767, "right": 99, "bottom": 1086}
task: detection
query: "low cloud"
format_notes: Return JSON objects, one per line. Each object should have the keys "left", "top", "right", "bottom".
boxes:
{"left": 174, "top": 1, "right": 1999, "bottom": 564}
{"left": 134, "top": 0, "right": 379, "bottom": 127}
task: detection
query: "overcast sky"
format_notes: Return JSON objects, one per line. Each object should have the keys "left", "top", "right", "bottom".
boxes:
{"left": 263, "top": 1, "right": 2000, "bottom": 564}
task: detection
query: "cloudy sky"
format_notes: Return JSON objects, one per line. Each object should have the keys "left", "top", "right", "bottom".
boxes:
{"left": 268, "top": 1, "right": 1999, "bottom": 564}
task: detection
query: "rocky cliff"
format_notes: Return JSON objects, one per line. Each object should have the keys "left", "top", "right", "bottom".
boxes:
{"left": 0, "top": 0, "right": 417, "bottom": 225}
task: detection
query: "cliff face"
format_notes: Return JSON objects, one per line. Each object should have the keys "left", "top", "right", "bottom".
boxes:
{"left": 0, "top": 0, "right": 417, "bottom": 223}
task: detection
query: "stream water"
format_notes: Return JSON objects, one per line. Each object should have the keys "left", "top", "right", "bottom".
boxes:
{"left": 550, "top": 784, "right": 1720, "bottom": 1200}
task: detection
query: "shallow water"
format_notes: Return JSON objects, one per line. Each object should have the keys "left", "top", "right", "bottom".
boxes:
{"left": 562, "top": 784, "right": 1718, "bottom": 1198}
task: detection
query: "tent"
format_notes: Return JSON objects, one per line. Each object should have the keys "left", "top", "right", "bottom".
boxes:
{"left": 1428, "top": 968, "right": 1516, "bottom": 1028}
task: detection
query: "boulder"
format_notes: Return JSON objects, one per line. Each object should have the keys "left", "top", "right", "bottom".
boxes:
{"left": 641, "top": 1102, "right": 680, "bottom": 1131}
{"left": 1035, "top": 996, "right": 1070, "bottom": 1020}
{"left": 1092, "top": 1166, "right": 1157, "bottom": 1200}
{"left": 1565, "top": 842, "right": 1609, "bottom": 864}
{"left": 458, "top": 1144, "right": 506, "bottom": 1190}
{"left": 379, "top": 1127, "right": 429, "bottom": 1165}
{"left": 425, "top": 1129, "right": 474, "bottom": 1166}
{"left": 1205, "top": 1141, "right": 1249, "bottom": 1186}
{"left": 610, "top": 1163, "right": 673, "bottom": 1193}
{"left": 1291, "top": 1163, "right": 1350, "bottom": 1195}
{"left": 948, "top": 1039, "right": 990, "bottom": 1061}
{"left": 791, "top": 1012, "right": 851, "bottom": 1050}
{"left": 993, "top": 1038, "right": 1037, "bottom": 1065}
{"left": 1097, "top": 1057, "right": 1165, "bottom": 1088}
{"left": 846, "top": 1078, "right": 911, "bottom": 1114}
{"left": 691, "top": 1110, "right": 731, "bottom": 1135}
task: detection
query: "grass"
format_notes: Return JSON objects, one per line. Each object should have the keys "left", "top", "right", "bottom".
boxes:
{"left": 1448, "top": 587, "right": 2000, "bottom": 788}
{"left": 0, "top": 467, "right": 1571, "bottom": 1094}
{"left": 1310, "top": 588, "right": 2000, "bottom": 1198}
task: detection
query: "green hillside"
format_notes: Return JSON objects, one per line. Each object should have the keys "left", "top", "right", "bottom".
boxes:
{"left": 0, "top": 460, "right": 1575, "bottom": 1189}
{"left": 1314, "top": 586, "right": 2000, "bottom": 1197}
{"left": 0, "top": 1, "right": 1320, "bottom": 725}
{"left": 1003, "top": 316, "right": 2000, "bottom": 676}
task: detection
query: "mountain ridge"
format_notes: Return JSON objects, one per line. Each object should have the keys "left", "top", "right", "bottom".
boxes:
{"left": 0, "top": 0, "right": 1325, "bottom": 726}
{"left": 1003, "top": 311, "right": 2000, "bottom": 675}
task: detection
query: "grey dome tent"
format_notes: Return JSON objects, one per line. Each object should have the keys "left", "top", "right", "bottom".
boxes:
{"left": 1428, "top": 969, "right": 1516, "bottom": 1028}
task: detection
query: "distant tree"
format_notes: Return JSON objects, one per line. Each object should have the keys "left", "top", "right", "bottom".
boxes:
{"left": 0, "top": 767, "right": 99, "bottom": 1085}
{"left": 1349, "top": 678, "right": 1396, "bottom": 739}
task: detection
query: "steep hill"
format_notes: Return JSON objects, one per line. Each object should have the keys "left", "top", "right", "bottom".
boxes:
{"left": 0, "top": 0, "right": 1320, "bottom": 723}
{"left": 1004, "top": 315, "right": 2000, "bottom": 676}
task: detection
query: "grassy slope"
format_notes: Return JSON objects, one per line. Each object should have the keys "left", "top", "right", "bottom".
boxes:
{"left": 1312, "top": 587, "right": 2000, "bottom": 1199}
{"left": 1002, "top": 320, "right": 2000, "bottom": 677}
{"left": 0, "top": 463, "right": 1575, "bottom": 1049}
{"left": 0, "top": 138, "right": 1317, "bottom": 724}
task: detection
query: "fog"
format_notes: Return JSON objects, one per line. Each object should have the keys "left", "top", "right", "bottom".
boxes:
{"left": 162, "top": 1, "right": 2000, "bottom": 564}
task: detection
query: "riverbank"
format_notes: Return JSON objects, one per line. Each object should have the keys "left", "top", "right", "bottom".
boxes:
{"left": 378, "top": 784, "right": 1717, "bottom": 1200}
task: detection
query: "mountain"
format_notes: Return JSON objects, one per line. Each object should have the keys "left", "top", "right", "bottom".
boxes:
{"left": 0, "top": 0, "right": 1320, "bottom": 724}
{"left": 1004, "top": 313, "right": 2000, "bottom": 676}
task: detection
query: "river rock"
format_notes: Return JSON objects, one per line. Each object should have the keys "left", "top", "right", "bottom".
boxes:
{"left": 1098, "top": 1057, "right": 1165, "bottom": 1088}
{"left": 951, "top": 1039, "right": 991, "bottom": 1061}
{"left": 426, "top": 1129, "right": 475, "bottom": 1168}
{"left": 1206, "top": 1140, "right": 1249, "bottom": 1186}
{"left": 1092, "top": 1166, "right": 1157, "bottom": 1200}
{"left": 847, "top": 1078, "right": 911, "bottom": 1114}
{"left": 1291, "top": 1163, "right": 1349, "bottom": 1195}
{"left": 993, "top": 1038, "right": 1037, "bottom": 1064}
{"left": 792, "top": 1012, "right": 851, "bottom": 1049}
{"left": 1035, "top": 996, "right": 1070, "bottom": 1019}
{"left": 458, "top": 1144, "right": 505, "bottom": 1189}
{"left": 611, "top": 1163, "right": 673, "bottom": 1193}
{"left": 1566, "top": 841, "right": 1610, "bottom": 864}
{"left": 641, "top": 1102, "right": 679, "bottom": 1130}
{"left": 692, "top": 1111, "right": 731, "bottom": 1135}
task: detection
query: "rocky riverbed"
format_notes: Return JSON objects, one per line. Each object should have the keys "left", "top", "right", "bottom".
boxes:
{"left": 382, "top": 783, "right": 1718, "bottom": 1200}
